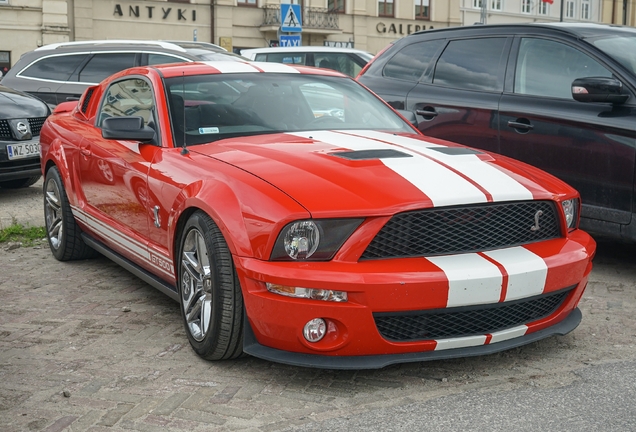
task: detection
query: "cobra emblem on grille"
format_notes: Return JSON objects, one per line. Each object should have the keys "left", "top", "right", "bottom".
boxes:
{"left": 530, "top": 210, "right": 543, "bottom": 231}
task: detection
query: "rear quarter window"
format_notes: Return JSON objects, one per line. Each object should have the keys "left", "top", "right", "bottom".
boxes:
{"left": 383, "top": 40, "right": 445, "bottom": 81}
{"left": 433, "top": 37, "right": 507, "bottom": 92}
{"left": 20, "top": 54, "right": 88, "bottom": 81}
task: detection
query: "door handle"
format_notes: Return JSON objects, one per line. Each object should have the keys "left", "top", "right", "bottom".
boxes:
{"left": 507, "top": 120, "right": 534, "bottom": 131}
{"left": 415, "top": 108, "right": 438, "bottom": 119}
{"left": 80, "top": 147, "right": 91, "bottom": 157}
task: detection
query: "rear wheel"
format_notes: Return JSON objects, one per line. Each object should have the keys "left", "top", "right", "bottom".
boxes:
{"left": 178, "top": 211, "right": 244, "bottom": 360}
{"left": 0, "top": 175, "right": 41, "bottom": 189}
{"left": 44, "top": 167, "right": 95, "bottom": 261}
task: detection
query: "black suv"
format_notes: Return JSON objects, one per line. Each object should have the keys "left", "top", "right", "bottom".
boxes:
{"left": 358, "top": 23, "right": 636, "bottom": 243}
{"left": 0, "top": 40, "right": 247, "bottom": 107}
{"left": 0, "top": 85, "right": 49, "bottom": 188}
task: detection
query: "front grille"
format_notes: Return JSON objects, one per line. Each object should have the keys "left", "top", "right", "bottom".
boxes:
{"left": 374, "top": 288, "right": 572, "bottom": 342}
{"left": 0, "top": 120, "right": 10, "bottom": 140}
{"left": 0, "top": 117, "right": 48, "bottom": 140}
{"left": 361, "top": 201, "right": 561, "bottom": 259}
{"left": 28, "top": 117, "right": 47, "bottom": 136}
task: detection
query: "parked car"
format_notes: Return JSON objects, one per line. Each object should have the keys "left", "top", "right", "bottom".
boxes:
{"left": 0, "top": 84, "right": 49, "bottom": 188}
{"left": 40, "top": 61, "right": 595, "bottom": 369}
{"left": 240, "top": 46, "right": 373, "bottom": 77}
{"left": 0, "top": 40, "right": 249, "bottom": 107}
{"left": 357, "top": 23, "right": 636, "bottom": 243}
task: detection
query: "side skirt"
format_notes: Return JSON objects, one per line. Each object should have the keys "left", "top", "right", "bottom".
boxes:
{"left": 81, "top": 233, "right": 179, "bottom": 302}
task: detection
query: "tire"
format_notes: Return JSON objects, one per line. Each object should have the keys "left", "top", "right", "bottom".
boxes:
{"left": 44, "top": 167, "right": 96, "bottom": 261}
{"left": 0, "top": 175, "right": 41, "bottom": 189}
{"left": 178, "top": 210, "right": 244, "bottom": 360}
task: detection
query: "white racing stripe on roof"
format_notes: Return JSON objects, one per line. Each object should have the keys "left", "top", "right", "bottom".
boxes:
{"left": 253, "top": 62, "right": 302, "bottom": 73}
{"left": 201, "top": 61, "right": 261, "bottom": 73}
{"left": 290, "top": 130, "right": 488, "bottom": 206}
{"left": 394, "top": 139, "right": 534, "bottom": 202}
{"left": 483, "top": 247, "right": 548, "bottom": 301}
{"left": 427, "top": 253, "right": 503, "bottom": 308}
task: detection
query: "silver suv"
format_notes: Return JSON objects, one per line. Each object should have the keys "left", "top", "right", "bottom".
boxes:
{"left": 0, "top": 40, "right": 247, "bottom": 107}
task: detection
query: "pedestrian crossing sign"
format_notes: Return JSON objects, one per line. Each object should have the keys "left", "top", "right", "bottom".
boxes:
{"left": 281, "top": 4, "right": 302, "bottom": 33}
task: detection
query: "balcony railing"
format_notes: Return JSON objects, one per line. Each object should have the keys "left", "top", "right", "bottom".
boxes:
{"left": 262, "top": 5, "right": 339, "bottom": 30}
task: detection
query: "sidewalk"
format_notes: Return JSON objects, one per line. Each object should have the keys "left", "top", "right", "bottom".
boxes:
{"left": 0, "top": 177, "right": 45, "bottom": 228}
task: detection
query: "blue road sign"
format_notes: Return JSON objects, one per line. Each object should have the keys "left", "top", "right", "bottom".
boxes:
{"left": 280, "top": 35, "right": 302, "bottom": 47}
{"left": 281, "top": 4, "right": 302, "bottom": 32}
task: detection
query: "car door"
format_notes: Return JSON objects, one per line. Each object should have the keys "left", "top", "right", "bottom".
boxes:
{"left": 404, "top": 37, "right": 511, "bottom": 153}
{"left": 78, "top": 77, "right": 161, "bottom": 264}
{"left": 498, "top": 37, "right": 636, "bottom": 225}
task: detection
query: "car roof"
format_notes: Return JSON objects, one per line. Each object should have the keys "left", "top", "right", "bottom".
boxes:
{"left": 150, "top": 61, "right": 347, "bottom": 78}
{"left": 411, "top": 22, "right": 636, "bottom": 39}
{"left": 241, "top": 46, "right": 372, "bottom": 56}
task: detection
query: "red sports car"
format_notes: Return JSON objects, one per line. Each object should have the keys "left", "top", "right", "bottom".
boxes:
{"left": 40, "top": 61, "right": 595, "bottom": 369}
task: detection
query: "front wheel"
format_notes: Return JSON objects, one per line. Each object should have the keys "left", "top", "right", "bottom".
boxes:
{"left": 178, "top": 211, "right": 244, "bottom": 360}
{"left": 44, "top": 167, "right": 95, "bottom": 261}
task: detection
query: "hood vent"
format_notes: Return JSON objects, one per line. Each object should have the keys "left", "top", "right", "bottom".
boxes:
{"left": 430, "top": 147, "right": 483, "bottom": 156}
{"left": 331, "top": 149, "right": 413, "bottom": 160}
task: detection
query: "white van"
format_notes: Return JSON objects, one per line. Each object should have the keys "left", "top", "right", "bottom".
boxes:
{"left": 240, "top": 46, "right": 373, "bottom": 77}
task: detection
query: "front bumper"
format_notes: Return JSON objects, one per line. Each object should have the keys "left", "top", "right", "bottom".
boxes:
{"left": 236, "top": 232, "right": 595, "bottom": 368}
{"left": 0, "top": 139, "right": 41, "bottom": 181}
{"left": 243, "top": 308, "right": 582, "bottom": 370}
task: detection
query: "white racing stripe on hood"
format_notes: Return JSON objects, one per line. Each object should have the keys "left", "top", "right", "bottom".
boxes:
{"left": 202, "top": 62, "right": 262, "bottom": 73}
{"left": 290, "top": 130, "right": 488, "bottom": 207}
{"left": 349, "top": 131, "right": 534, "bottom": 202}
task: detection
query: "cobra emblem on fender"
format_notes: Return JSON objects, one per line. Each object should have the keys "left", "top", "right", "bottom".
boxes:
{"left": 530, "top": 210, "right": 543, "bottom": 231}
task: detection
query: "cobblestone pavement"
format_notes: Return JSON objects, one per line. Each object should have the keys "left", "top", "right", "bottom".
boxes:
{"left": 1, "top": 182, "right": 635, "bottom": 431}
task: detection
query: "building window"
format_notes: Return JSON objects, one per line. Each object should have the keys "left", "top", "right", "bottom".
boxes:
{"left": 329, "top": 0, "right": 345, "bottom": 12}
{"left": 581, "top": 0, "right": 590, "bottom": 19}
{"left": 0, "top": 0, "right": 8, "bottom": 4}
{"left": 521, "top": 0, "right": 531, "bottom": 13}
{"left": 538, "top": 1, "right": 549, "bottom": 15}
{"left": 490, "top": 0, "right": 502, "bottom": 11}
{"left": 566, "top": 0, "right": 575, "bottom": 18}
{"left": 238, "top": 0, "right": 257, "bottom": 6}
{"left": 473, "top": 0, "right": 482, "bottom": 8}
{"left": 168, "top": 0, "right": 190, "bottom": 3}
{"left": 415, "top": 0, "right": 429, "bottom": 19}
{"left": 379, "top": 0, "right": 394, "bottom": 17}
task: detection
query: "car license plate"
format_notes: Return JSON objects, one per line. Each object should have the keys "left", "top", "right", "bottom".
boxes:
{"left": 7, "top": 141, "right": 40, "bottom": 160}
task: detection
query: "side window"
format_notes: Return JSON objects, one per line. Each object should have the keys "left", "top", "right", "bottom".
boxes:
{"left": 384, "top": 39, "right": 445, "bottom": 81}
{"left": 147, "top": 53, "right": 187, "bottom": 65}
{"left": 313, "top": 53, "right": 363, "bottom": 76}
{"left": 98, "top": 78, "right": 155, "bottom": 128}
{"left": 433, "top": 38, "right": 508, "bottom": 92}
{"left": 254, "top": 54, "right": 268, "bottom": 61}
{"left": 514, "top": 38, "right": 612, "bottom": 99}
{"left": 78, "top": 53, "right": 136, "bottom": 84}
{"left": 20, "top": 54, "right": 88, "bottom": 81}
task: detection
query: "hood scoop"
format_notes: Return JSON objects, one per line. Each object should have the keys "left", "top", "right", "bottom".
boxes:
{"left": 430, "top": 147, "right": 483, "bottom": 156}
{"left": 331, "top": 149, "right": 413, "bottom": 160}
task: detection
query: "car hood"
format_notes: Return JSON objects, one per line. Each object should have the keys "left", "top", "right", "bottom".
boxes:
{"left": 193, "top": 130, "right": 564, "bottom": 216}
{"left": 0, "top": 85, "right": 49, "bottom": 118}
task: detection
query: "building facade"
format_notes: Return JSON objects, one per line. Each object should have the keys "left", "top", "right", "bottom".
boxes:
{"left": 0, "top": 0, "right": 632, "bottom": 71}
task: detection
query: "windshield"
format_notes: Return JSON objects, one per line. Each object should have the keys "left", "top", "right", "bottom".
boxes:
{"left": 590, "top": 35, "right": 636, "bottom": 75}
{"left": 165, "top": 73, "right": 413, "bottom": 146}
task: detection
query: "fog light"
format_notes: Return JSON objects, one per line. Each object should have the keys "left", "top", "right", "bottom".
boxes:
{"left": 303, "top": 318, "right": 326, "bottom": 342}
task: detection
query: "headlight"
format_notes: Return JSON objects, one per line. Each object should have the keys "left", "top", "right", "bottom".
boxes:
{"left": 562, "top": 198, "right": 578, "bottom": 229}
{"left": 271, "top": 219, "right": 364, "bottom": 261}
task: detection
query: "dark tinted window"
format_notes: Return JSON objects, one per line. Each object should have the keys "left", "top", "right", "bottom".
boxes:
{"left": 433, "top": 38, "right": 507, "bottom": 91}
{"left": 78, "top": 53, "right": 136, "bottom": 83}
{"left": 384, "top": 40, "right": 445, "bottom": 81}
{"left": 21, "top": 54, "right": 88, "bottom": 81}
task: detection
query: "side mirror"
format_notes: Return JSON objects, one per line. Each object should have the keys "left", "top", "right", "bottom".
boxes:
{"left": 102, "top": 116, "right": 155, "bottom": 141}
{"left": 397, "top": 109, "right": 419, "bottom": 128}
{"left": 572, "top": 77, "right": 629, "bottom": 104}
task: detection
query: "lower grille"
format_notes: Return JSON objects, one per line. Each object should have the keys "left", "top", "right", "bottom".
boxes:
{"left": 374, "top": 288, "right": 572, "bottom": 342}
